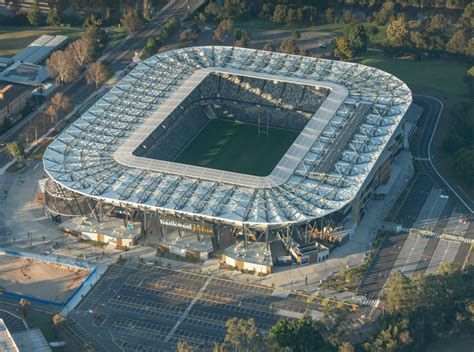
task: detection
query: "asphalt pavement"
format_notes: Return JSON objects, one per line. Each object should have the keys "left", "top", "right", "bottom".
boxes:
{"left": 413, "top": 95, "right": 474, "bottom": 214}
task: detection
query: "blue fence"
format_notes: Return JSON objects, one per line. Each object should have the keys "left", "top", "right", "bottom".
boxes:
{"left": 0, "top": 249, "right": 97, "bottom": 307}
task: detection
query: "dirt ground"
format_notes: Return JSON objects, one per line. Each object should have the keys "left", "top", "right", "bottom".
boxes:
{"left": 0, "top": 253, "right": 90, "bottom": 303}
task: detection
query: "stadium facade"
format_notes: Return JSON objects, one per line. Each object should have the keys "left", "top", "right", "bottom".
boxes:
{"left": 43, "top": 46, "right": 411, "bottom": 270}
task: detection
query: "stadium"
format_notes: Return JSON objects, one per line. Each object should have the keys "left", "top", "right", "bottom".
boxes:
{"left": 43, "top": 46, "right": 411, "bottom": 272}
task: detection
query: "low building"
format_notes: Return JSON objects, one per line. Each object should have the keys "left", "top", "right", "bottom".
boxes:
{"left": 223, "top": 241, "right": 273, "bottom": 274}
{"left": 0, "top": 319, "right": 17, "bottom": 352}
{"left": 59, "top": 217, "right": 141, "bottom": 248}
{"left": 0, "top": 319, "right": 51, "bottom": 352}
{"left": 11, "top": 328, "right": 51, "bottom": 352}
{"left": 0, "top": 83, "right": 31, "bottom": 127}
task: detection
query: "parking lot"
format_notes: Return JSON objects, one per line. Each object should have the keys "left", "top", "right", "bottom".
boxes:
{"left": 359, "top": 174, "right": 472, "bottom": 299}
{"left": 69, "top": 264, "right": 326, "bottom": 351}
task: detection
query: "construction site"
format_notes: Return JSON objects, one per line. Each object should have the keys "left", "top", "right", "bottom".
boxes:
{"left": 0, "top": 252, "right": 91, "bottom": 305}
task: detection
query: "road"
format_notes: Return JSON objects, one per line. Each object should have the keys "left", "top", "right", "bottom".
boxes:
{"left": 413, "top": 95, "right": 474, "bottom": 214}
{"left": 0, "top": 0, "right": 205, "bottom": 167}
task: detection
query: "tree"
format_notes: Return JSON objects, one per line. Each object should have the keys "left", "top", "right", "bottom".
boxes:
{"left": 262, "top": 42, "right": 274, "bottom": 52}
{"left": 19, "top": 298, "right": 31, "bottom": 317}
{"left": 141, "top": 38, "right": 159, "bottom": 59}
{"left": 339, "top": 341, "right": 355, "bottom": 352}
{"left": 6, "top": 142, "right": 25, "bottom": 160}
{"left": 385, "top": 270, "right": 417, "bottom": 315}
{"left": 83, "top": 14, "right": 102, "bottom": 32}
{"left": 324, "top": 8, "right": 335, "bottom": 24}
{"left": 86, "top": 62, "right": 112, "bottom": 89}
{"left": 82, "top": 15, "right": 107, "bottom": 51}
{"left": 334, "top": 36, "right": 354, "bottom": 59}
{"left": 465, "top": 38, "right": 474, "bottom": 57}
{"left": 234, "top": 29, "right": 251, "bottom": 47}
{"left": 177, "top": 340, "right": 196, "bottom": 352}
{"left": 121, "top": 10, "right": 146, "bottom": 34}
{"left": 224, "top": 318, "right": 264, "bottom": 352}
{"left": 374, "top": 1, "right": 395, "bottom": 25}
{"left": 68, "top": 38, "right": 93, "bottom": 68}
{"left": 446, "top": 30, "right": 467, "bottom": 55}
{"left": 344, "top": 11, "right": 355, "bottom": 24}
{"left": 460, "top": 2, "right": 474, "bottom": 29}
{"left": 269, "top": 315, "right": 325, "bottom": 352}
{"left": 46, "top": 92, "right": 71, "bottom": 124}
{"left": 213, "top": 19, "right": 233, "bottom": 43}
{"left": 347, "top": 24, "right": 368, "bottom": 54}
{"left": 428, "top": 14, "right": 449, "bottom": 35}
{"left": 52, "top": 314, "right": 67, "bottom": 338}
{"left": 46, "top": 50, "right": 80, "bottom": 85}
{"left": 272, "top": 4, "right": 287, "bottom": 24}
{"left": 387, "top": 16, "right": 410, "bottom": 47}
{"left": 27, "top": 1, "right": 42, "bottom": 26}
{"left": 453, "top": 148, "right": 474, "bottom": 183}
{"left": 143, "top": 0, "right": 152, "bottom": 21}
{"left": 46, "top": 7, "right": 61, "bottom": 26}
{"left": 364, "top": 320, "right": 412, "bottom": 352}
{"left": 260, "top": 3, "right": 271, "bottom": 19}
{"left": 287, "top": 8, "right": 297, "bottom": 24}
{"left": 280, "top": 38, "right": 302, "bottom": 55}
{"left": 179, "top": 29, "right": 199, "bottom": 43}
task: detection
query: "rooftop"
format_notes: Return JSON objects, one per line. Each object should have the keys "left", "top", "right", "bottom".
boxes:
{"left": 0, "top": 319, "right": 18, "bottom": 352}
{"left": 0, "top": 61, "right": 49, "bottom": 86}
{"left": 44, "top": 46, "right": 411, "bottom": 227}
{"left": 11, "top": 34, "right": 68, "bottom": 65}
{"left": 11, "top": 328, "right": 51, "bottom": 352}
{"left": 0, "top": 82, "right": 31, "bottom": 109}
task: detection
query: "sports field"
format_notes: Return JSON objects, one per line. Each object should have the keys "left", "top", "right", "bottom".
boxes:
{"left": 175, "top": 119, "right": 300, "bottom": 176}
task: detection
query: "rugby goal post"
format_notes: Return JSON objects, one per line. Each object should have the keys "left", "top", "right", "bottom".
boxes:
{"left": 257, "top": 116, "right": 269, "bottom": 136}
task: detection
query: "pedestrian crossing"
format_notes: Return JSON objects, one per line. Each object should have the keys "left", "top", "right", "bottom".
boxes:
{"left": 393, "top": 225, "right": 474, "bottom": 244}
{"left": 445, "top": 212, "right": 470, "bottom": 237}
{"left": 361, "top": 297, "right": 378, "bottom": 307}
{"left": 425, "top": 239, "right": 461, "bottom": 274}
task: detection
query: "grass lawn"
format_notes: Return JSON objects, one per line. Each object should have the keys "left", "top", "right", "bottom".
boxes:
{"left": 0, "top": 26, "right": 83, "bottom": 57}
{"left": 355, "top": 50, "right": 470, "bottom": 98}
{"left": 175, "top": 119, "right": 300, "bottom": 176}
{"left": 106, "top": 25, "right": 129, "bottom": 49}
{"left": 235, "top": 18, "right": 347, "bottom": 33}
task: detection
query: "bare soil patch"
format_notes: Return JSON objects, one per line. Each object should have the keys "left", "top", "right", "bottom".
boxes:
{"left": 0, "top": 253, "right": 90, "bottom": 303}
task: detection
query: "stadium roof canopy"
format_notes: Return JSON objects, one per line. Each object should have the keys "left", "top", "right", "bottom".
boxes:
{"left": 44, "top": 46, "right": 411, "bottom": 227}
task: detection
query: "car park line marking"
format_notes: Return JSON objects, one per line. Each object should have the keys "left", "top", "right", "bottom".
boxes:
{"left": 164, "top": 276, "right": 212, "bottom": 343}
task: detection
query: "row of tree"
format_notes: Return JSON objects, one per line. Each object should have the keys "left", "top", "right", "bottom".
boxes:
{"left": 176, "top": 314, "right": 331, "bottom": 352}
{"left": 5, "top": 0, "right": 157, "bottom": 25}
{"left": 198, "top": 0, "right": 468, "bottom": 26}
{"left": 26, "top": 1, "right": 62, "bottom": 26}
{"left": 141, "top": 15, "right": 181, "bottom": 59}
{"left": 383, "top": 4, "right": 473, "bottom": 58}
{"left": 46, "top": 15, "right": 111, "bottom": 87}
{"left": 173, "top": 262, "right": 474, "bottom": 351}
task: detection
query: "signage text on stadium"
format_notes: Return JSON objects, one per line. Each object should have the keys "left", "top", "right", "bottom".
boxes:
{"left": 159, "top": 219, "right": 213, "bottom": 234}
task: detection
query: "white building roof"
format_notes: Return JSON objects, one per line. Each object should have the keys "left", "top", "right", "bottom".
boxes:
{"left": 12, "top": 34, "right": 68, "bottom": 64}
{"left": 44, "top": 46, "right": 412, "bottom": 227}
{"left": 0, "top": 319, "right": 18, "bottom": 352}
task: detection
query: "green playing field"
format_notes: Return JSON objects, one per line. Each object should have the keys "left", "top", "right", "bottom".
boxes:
{"left": 174, "top": 119, "right": 300, "bottom": 176}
